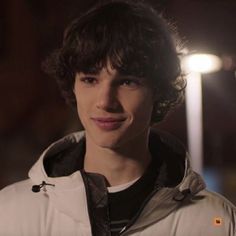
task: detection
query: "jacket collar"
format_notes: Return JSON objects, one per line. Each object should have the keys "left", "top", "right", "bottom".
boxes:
{"left": 28, "top": 131, "right": 91, "bottom": 225}
{"left": 28, "top": 130, "right": 206, "bottom": 230}
{"left": 118, "top": 131, "right": 206, "bottom": 234}
{"left": 123, "top": 142, "right": 206, "bottom": 234}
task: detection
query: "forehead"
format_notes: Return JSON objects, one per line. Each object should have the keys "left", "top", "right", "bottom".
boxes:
{"left": 76, "top": 59, "right": 155, "bottom": 87}
{"left": 78, "top": 61, "right": 142, "bottom": 78}
{"left": 77, "top": 66, "right": 117, "bottom": 78}
{"left": 78, "top": 66, "right": 145, "bottom": 82}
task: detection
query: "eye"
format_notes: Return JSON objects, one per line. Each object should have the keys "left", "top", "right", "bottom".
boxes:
{"left": 119, "top": 78, "right": 140, "bottom": 88}
{"left": 80, "top": 76, "right": 98, "bottom": 85}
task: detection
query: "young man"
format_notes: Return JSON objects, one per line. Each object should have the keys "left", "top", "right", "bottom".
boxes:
{"left": 0, "top": 1, "right": 235, "bottom": 235}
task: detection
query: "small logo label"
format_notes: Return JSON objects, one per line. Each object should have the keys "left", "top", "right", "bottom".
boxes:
{"left": 213, "top": 217, "right": 223, "bottom": 226}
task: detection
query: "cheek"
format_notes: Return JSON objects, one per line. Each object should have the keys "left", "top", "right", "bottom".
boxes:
{"left": 76, "top": 98, "right": 90, "bottom": 118}
{"left": 125, "top": 92, "right": 154, "bottom": 122}
{"left": 136, "top": 100, "right": 153, "bottom": 122}
{"left": 74, "top": 85, "right": 91, "bottom": 108}
{"left": 74, "top": 88, "right": 90, "bottom": 120}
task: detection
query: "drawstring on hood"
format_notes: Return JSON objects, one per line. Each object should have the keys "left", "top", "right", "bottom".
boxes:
{"left": 32, "top": 181, "right": 55, "bottom": 193}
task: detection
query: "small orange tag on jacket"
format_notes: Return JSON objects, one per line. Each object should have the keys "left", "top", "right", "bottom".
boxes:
{"left": 213, "top": 217, "right": 223, "bottom": 226}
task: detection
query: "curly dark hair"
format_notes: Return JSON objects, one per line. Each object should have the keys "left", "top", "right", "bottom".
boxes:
{"left": 43, "top": 0, "right": 185, "bottom": 123}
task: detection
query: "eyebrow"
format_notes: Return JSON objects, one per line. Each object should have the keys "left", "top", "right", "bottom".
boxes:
{"left": 78, "top": 72, "right": 144, "bottom": 81}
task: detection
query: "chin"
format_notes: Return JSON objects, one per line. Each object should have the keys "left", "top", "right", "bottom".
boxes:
{"left": 92, "top": 135, "right": 124, "bottom": 149}
{"left": 85, "top": 120, "right": 147, "bottom": 149}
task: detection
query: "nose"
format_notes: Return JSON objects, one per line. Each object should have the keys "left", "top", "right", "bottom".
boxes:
{"left": 96, "top": 84, "right": 120, "bottom": 112}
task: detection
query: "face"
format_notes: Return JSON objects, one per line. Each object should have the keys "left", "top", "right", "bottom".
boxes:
{"left": 74, "top": 64, "right": 156, "bottom": 150}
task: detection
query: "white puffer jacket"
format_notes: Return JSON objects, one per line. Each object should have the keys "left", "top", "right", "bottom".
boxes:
{"left": 0, "top": 131, "right": 235, "bottom": 236}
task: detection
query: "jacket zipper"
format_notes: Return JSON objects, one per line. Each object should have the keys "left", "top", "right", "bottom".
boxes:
{"left": 119, "top": 185, "right": 163, "bottom": 235}
{"left": 81, "top": 170, "right": 97, "bottom": 236}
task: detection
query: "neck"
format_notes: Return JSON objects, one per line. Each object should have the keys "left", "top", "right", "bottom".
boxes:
{"left": 84, "top": 129, "right": 152, "bottom": 187}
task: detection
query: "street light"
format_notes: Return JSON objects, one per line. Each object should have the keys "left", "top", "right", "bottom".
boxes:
{"left": 182, "top": 54, "right": 222, "bottom": 74}
{"left": 182, "top": 53, "right": 222, "bottom": 174}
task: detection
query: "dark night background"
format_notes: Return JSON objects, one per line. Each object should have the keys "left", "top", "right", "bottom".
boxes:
{"left": 0, "top": 0, "right": 236, "bottom": 203}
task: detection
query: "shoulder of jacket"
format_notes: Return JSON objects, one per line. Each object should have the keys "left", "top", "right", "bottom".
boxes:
{"left": 189, "top": 188, "right": 236, "bottom": 224}
{"left": 0, "top": 179, "right": 32, "bottom": 195}
{"left": 201, "top": 189, "right": 236, "bottom": 211}
{"left": 0, "top": 179, "right": 45, "bottom": 208}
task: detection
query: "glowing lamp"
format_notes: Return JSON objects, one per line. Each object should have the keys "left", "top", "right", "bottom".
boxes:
{"left": 182, "top": 54, "right": 222, "bottom": 74}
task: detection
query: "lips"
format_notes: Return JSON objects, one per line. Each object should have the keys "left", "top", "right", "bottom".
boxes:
{"left": 91, "top": 117, "right": 126, "bottom": 130}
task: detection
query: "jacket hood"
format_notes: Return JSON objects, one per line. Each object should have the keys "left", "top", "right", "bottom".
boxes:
{"left": 29, "top": 131, "right": 91, "bottom": 224}
{"left": 28, "top": 130, "right": 206, "bottom": 229}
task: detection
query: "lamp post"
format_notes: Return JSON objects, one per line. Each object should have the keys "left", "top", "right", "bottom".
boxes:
{"left": 182, "top": 54, "right": 222, "bottom": 174}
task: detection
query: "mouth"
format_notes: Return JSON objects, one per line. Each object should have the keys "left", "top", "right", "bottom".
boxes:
{"left": 91, "top": 117, "right": 126, "bottom": 130}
